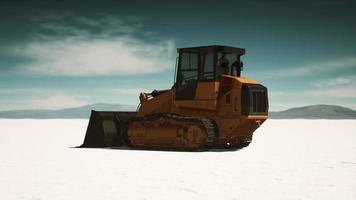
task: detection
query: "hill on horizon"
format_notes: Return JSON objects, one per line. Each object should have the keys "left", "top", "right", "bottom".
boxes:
{"left": 0, "top": 103, "right": 136, "bottom": 119}
{"left": 0, "top": 104, "right": 355, "bottom": 119}
{"left": 269, "top": 104, "right": 356, "bottom": 119}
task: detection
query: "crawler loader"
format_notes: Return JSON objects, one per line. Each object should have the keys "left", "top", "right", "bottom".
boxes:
{"left": 81, "top": 45, "right": 268, "bottom": 150}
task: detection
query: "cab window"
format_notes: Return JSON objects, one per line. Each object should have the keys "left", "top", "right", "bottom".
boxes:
{"left": 181, "top": 52, "right": 198, "bottom": 70}
{"left": 176, "top": 52, "right": 198, "bottom": 99}
{"left": 216, "top": 52, "right": 239, "bottom": 78}
{"left": 200, "top": 52, "right": 214, "bottom": 81}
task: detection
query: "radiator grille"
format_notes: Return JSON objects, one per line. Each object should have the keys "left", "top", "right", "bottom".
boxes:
{"left": 242, "top": 84, "right": 268, "bottom": 115}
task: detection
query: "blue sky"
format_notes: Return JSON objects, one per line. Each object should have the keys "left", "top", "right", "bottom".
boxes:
{"left": 0, "top": 0, "right": 355, "bottom": 111}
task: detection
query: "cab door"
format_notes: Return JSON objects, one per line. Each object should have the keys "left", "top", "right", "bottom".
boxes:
{"left": 176, "top": 51, "right": 199, "bottom": 100}
{"left": 175, "top": 50, "right": 219, "bottom": 111}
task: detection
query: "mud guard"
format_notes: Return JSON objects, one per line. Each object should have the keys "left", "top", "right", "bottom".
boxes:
{"left": 80, "top": 110, "right": 136, "bottom": 148}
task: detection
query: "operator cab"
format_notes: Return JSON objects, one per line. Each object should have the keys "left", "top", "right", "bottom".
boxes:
{"left": 175, "top": 45, "right": 245, "bottom": 100}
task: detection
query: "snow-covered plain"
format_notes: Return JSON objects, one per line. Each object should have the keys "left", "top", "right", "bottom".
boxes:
{"left": 0, "top": 119, "right": 355, "bottom": 200}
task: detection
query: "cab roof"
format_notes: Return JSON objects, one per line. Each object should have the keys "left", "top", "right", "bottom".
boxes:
{"left": 177, "top": 45, "right": 245, "bottom": 55}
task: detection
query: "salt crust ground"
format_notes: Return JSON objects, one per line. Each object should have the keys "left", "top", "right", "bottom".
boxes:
{"left": 0, "top": 119, "right": 355, "bottom": 200}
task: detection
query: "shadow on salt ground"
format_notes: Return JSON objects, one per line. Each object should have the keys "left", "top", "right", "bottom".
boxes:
{"left": 69, "top": 146, "right": 246, "bottom": 153}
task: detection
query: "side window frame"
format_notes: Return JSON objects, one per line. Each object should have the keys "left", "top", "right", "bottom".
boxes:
{"left": 198, "top": 48, "right": 217, "bottom": 82}
{"left": 176, "top": 50, "right": 199, "bottom": 100}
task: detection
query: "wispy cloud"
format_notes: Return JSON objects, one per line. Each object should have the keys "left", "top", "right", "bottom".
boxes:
{"left": 309, "top": 75, "right": 356, "bottom": 98}
{"left": 310, "top": 87, "right": 355, "bottom": 98}
{"left": 0, "top": 91, "right": 90, "bottom": 110}
{"left": 29, "top": 94, "right": 89, "bottom": 109}
{"left": 268, "top": 91, "right": 286, "bottom": 96}
{"left": 109, "top": 88, "right": 151, "bottom": 95}
{"left": 267, "top": 75, "right": 356, "bottom": 110}
{"left": 259, "top": 57, "right": 356, "bottom": 78}
{"left": 0, "top": 87, "right": 145, "bottom": 110}
{"left": 312, "top": 75, "right": 356, "bottom": 88}
{"left": 8, "top": 14, "right": 175, "bottom": 76}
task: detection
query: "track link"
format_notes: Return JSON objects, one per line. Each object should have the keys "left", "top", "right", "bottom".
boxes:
{"left": 134, "top": 113, "right": 218, "bottom": 146}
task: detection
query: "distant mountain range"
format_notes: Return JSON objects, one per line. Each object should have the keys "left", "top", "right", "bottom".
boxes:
{"left": 0, "top": 104, "right": 355, "bottom": 119}
{"left": 0, "top": 103, "right": 136, "bottom": 119}
{"left": 269, "top": 104, "right": 356, "bottom": 119}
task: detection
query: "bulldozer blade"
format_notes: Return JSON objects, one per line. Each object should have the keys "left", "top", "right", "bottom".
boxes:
{"left": 80, "top": 110, "right": 136, "bottom": 148}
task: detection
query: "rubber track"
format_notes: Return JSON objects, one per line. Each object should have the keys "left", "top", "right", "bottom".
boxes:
{"left": 134, "top": 113, "right": 218, "bottom": 146}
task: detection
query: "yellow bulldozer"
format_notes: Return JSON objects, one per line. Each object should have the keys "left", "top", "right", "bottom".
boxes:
{"left": 80, "top": 45, "right": 268, "bottom": 150}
